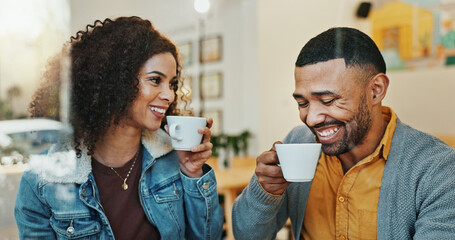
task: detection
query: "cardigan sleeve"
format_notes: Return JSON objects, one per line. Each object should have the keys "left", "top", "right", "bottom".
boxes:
{"left": 232, "top": 125, "right": 315, "bottom": 239}
{"left": 412, "top": 147, "right": 455, "bottom": 239}
{"left": 232, "top": 175, "right": 288, "bottom": 240}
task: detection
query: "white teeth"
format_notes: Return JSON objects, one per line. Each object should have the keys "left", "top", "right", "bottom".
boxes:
{"left": 318, "top": 127, "right": 339, "bottom": 137}
{"left": 149, "top": 106, "right": 166, "bottom": 114}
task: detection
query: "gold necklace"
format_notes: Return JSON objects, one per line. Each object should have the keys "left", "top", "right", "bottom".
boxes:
{"left": 110, "top": 148, "right": 140, "bottom": 190}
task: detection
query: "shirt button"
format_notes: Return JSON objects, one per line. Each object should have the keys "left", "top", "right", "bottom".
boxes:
{"left": 339, "top": 235, "right": 346, "bottom": 240}
{"left": 202, "top": 182, "right": 210, "bottom": 190}
{"left": 338, "top": 196, "right": 345, "bottom": 203}
{"left": 81, "top": 188, "right": 86, "bottom": 195}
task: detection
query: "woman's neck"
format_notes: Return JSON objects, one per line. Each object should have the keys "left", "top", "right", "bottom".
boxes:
{"left": 93, "top": 123, "right": 142, "bottom": 168}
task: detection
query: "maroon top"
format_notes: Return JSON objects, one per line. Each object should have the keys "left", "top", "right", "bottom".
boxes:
{"left": 91, "top": 146, "right": 160, "bottom": 240}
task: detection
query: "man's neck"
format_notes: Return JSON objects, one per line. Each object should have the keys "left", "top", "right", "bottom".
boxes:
{"left": 337, "top": 110, "right": 388, "bottom": 173}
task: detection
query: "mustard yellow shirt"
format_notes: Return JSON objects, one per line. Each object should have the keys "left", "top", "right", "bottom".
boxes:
{"left": 302, "top": 106, "right": 397, "bottom": 240}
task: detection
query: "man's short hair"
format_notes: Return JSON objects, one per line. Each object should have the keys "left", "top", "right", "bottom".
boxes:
{"left": 295, "top": 27, "right": 386, "bottom": 74}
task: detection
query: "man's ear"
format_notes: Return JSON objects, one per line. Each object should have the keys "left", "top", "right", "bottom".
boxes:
{"left": 369, "top": 73, "right": 389, "bottom": 105}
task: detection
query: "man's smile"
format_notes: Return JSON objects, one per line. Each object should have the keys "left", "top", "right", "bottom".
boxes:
{"left": 316, "top": 126, "right": 340, "bottom": 137}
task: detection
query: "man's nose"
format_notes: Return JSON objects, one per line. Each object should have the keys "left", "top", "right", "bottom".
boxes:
{"left": 304, "top": 104, "right": 326, "bottom": 127}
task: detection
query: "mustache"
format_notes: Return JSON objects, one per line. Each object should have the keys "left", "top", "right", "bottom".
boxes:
{"left": 311, "top": 120, "right": 345, "bottom": 129}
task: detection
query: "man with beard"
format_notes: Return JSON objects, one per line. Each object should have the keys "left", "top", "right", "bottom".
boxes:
{"left": 232, "top": 27, "right": 455, "bottom": 240}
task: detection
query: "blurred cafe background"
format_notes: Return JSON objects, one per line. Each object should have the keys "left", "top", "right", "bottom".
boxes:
{"left": 0, "top": 0, "right": 454, "bottom": 239}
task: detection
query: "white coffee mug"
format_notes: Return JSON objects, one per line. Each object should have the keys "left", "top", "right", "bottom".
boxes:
{"left": 275, "top": 143, "right": 321, "bottom": 182}
{"left": 166, "top": 116, "right": 207, "bottom": 151}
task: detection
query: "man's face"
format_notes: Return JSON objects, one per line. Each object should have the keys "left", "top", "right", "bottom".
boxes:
{"left": 293, "top": 59, "right": 372, "bottom": 156}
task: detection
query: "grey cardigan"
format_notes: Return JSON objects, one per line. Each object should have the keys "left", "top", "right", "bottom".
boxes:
{"left": 232, "top": 119, "right": 455, "bottom": 239}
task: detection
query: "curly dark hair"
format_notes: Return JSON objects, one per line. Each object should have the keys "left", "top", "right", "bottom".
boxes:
{"left": 29, "top": 50, "right": 66, "bottom": 121}
{"left": 29, "top": 16, "right": 191, "bottom": 156}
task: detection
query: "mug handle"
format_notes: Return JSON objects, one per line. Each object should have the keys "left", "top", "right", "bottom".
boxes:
{"left": 169, "top": 123, "right": 183, "bottom": 141}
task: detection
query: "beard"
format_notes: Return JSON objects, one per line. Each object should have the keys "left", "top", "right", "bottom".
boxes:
{"left": 311, "top": 95, "right": 372, "bottom": 156}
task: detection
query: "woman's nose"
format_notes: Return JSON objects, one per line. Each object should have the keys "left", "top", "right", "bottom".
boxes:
{"left": 159, "top": 86, "right": 175, "bottom": 103}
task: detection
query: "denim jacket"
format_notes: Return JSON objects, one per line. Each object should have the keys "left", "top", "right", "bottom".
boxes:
{"left": 14, "top": 129, "right": 224, "bottom": 239}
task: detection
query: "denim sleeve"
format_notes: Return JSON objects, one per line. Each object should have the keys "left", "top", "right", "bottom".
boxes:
{"left": 232, "top": 175, "right": 288, "bottom": 240}
{"left": 180, "top": 164, "right": 224, "bottom": 240}
{"left": 14, "top": 171, "right": 57, "bottom": 239}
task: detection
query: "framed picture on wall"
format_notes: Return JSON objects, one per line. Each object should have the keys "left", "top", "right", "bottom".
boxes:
{"left": 201, "top": 109, "right": 222, "bottom": 135}
{"left": 178, "top": 41, "right": 193, "bottom": 67}
{"left": 200, "top": 72, "right": 222, "bottom": 100}
{"left": 199, "top": 36, "right": 222, "bottom": 63}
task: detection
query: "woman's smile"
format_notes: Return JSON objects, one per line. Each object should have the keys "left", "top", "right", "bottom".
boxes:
{"left": 148, "top": 105, "right": 167, "bottom": 119}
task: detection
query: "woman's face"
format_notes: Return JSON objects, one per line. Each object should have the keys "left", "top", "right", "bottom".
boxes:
{"left": 129, "top": 52, "right": 178, "bottom": 131}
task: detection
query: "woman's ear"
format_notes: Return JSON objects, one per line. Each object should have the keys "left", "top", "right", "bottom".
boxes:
{"left": 369, "top": 73, "right": 389, "bottom": 105}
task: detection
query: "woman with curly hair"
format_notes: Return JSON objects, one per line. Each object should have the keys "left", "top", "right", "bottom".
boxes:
{"left": 15, "top": 16, "right": 223, "bottom": 239}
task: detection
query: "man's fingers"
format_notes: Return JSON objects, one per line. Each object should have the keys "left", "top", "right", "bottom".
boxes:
{"left": 254, "top": 141, "right": 290, "bottom": 195}
{"left": 256, "top": 174, "right": 288, "bottom": 185}
{"left": 256, "top": 164, "right": 284, "bottom": 178}
{"left": 257, "top": 151, "right": 280, "bottom": 165}
{"left": 270, "top": 141, "right": 283, "bottom": 152}
{"left": 257, "top": 141, "right": 284, "bottom": 165}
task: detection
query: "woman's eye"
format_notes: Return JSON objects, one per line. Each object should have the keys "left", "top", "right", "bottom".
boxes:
{"left": 170, "top": 80, "right": 178, "bottom": 88}
{"left": 148, "top": 77, "right": 161, "bottom": 84}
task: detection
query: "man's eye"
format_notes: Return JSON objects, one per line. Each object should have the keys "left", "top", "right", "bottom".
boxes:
{"left": 322, "top": 99, "right": 335, "bottom": 105}
{"left": 298, "top": 102, "right": 309, "bottom": 108}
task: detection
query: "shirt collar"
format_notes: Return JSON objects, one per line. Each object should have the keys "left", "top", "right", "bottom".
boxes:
{"left": 380, "top": 106, "right": 397, "bottom": 161}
